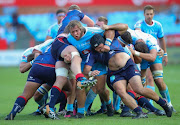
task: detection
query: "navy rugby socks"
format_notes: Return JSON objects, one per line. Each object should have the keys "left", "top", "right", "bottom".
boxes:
{"left": 10, "top": 96, "right": 27, "bottom": 116}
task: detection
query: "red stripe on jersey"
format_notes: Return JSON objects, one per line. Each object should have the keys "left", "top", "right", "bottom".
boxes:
{"left": 57, "top": 37, "right": 65, "bottom": 43}
{"left": 35, "top": 63, "right": 55, "bottom": 68}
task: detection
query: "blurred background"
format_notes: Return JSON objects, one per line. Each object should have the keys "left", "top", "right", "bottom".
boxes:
{"left": 0, "top": 0, "right": 180, "bottom": 66}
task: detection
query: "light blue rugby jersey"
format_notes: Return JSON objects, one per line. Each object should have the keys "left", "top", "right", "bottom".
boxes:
{"left": 21, "top": 39, "right": 54, "bottom": 63}
{"left": 47, "top": 23, "right": 60, "bottom": 39}
{"left": 134, "top": 20, "right": 164, "bottom": 39}
{"left": 127, "top": 28, "right": 159, "bottom": 52}
{"left": 67, "top": 27, "right": 104, "bottom": 61}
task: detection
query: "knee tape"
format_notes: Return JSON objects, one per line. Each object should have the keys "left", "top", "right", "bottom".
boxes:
{"left": 37, "top": 85, "right": 48, "bottom": 95}
{"left": 71, "top": 52, "right": 80, "bottom": 59}
{"left": 152, "top": 70, "right": 163, "bottom": 79}
{"left": 56, "top": 68, "right": 68, "bottom": 77}
{"left": 141, "top": 76, "right": 146, "bottom": 85}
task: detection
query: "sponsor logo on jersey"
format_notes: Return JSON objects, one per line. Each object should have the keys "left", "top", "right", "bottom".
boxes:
{"left": 82, "top": 49, "right": 90, "bottom": 55}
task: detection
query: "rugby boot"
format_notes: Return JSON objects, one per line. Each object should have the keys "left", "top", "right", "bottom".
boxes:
{"left": 5, "top": 113, "right": 14, "bottom": 120}
{"left": 154, "top": 109, "right": 165, "bottom": 116}
{"left": 73, "top": 113, "right": 85, "bottom": 118}
{"left": 42, "top": 105, "right": 59, "bottom": 120}
{"left": 132, "top": 112, "right": 148, "bottom": 119}
{"left": 120, "top": 111, "right": 136, "bottom": 117}
{"left": 77, "top": 77, "right": 97, "bottom": 89}
{"left": 57, "top": 109, "right": 67, "bottom": 116}
{"left": 86, "top": 109, "right": 95, "bottom": 116}
{"left": 170, "top": 106, "right": 176, "bottom": 113}
{"left": 95, "top": 106, "right": 107, "bottom": 114}
{"left": 64, "top": 111, "right": 74, "bottom": 118}
{"left": 106, "top": 103, "right": 114, "bottom": 117}
{"left": 162, "top": 102, "right": 172, "bottom": 117}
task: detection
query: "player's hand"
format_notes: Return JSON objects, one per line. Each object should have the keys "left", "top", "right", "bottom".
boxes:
{"left": 89, "top": 70, "right": 100, "bottom": 77}
{"left": 163, "top": 56, "right": 168, "bottom": 66}
{"left": 157, "top": 48, "right": 164, "bottom": 57}
{"left": 103, "top": 45, "right": 110, "bottom": 52}
{"left": 100, "top": 24, "right": 109, "bottom": 30}
{"left": 127, "top": 46, "right": 135, "bottom": 55}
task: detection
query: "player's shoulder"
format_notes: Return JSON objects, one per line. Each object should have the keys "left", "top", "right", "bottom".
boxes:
{"left": 153, "top": 20, "right": 162, "bottom": 27}
{"left": 136, "top": 19, "right": 144, "bottom": 24}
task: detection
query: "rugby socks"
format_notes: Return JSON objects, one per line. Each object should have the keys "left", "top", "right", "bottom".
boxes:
{"left": 67, "top": 104, "right": 73, "bottom": 112}
{"left": 10, "top": 96, "right": 27, "bottom": 116}
{"left": 59, "top": 98, "right": 67, "bottom": 112}
{"left": 155, "top": 97, "right": 166, "bottom": 107}
{"left": 49, "top": 86, "right": 64, "bottom": 109}
{"left": 133, "top": 107, "right": 143, "bottom": 113}
{"left": 105, "top": 99, "right": 112, "bottom": 105}
{"left": 122, "top": 90, "right": 136, "bottom": 112}
{"left": 146, "top": 85, "right": 155, "bottom": 106}
{"left": 137, "top": 96, "right": 157, "bottom": 112}
{"left": 76, "top": 73, "right": 85, "bottom": 81}
{"left": 160, "top": 85, "right": 172, "bottom": 105}
{"left": 36, "top": 93, "right": 48, "bottom": 106}
{"left": 85, "top": 89, "right": 97, "bottom": 112}
{"left": 77, "top": 107, "right": 85, "bottom": 114}
{"left": 113, "top": 92, "right": 121, "bottom": 111}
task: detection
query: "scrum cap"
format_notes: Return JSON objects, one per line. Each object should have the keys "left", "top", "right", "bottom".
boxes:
{"left": 90, "top": 34, "right": 105, "bottom": 49}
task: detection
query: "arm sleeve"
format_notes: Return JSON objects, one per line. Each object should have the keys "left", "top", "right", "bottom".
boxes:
{"left": 77, "top": 10, "right": 85, "bottom": 20}
{"left": 157, "top": 23, "right": 164, "bottom": 38}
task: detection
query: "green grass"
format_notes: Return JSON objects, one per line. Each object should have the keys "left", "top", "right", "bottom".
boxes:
{"left": 0, "top": 65, "right": 180, "bottom": 125}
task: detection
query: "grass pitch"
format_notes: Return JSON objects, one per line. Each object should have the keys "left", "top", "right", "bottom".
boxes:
{"left": 0, "top": 65, "right": 180, "bottom": 125}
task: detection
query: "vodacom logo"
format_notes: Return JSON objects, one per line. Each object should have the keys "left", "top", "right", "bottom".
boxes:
{"left": 132, "top": 0, "right": 144, "bottom": 6}
{"left": 132, "top": 0, "right": 168, "bottom": 6}
{"left": 55, "top": 0, "right": 68, "bottom": 7}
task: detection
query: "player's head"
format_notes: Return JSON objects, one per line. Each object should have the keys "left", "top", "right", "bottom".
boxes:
{"left": 68, "top": 4, "right": 81, "bottom": 11}
{"left": 56, "top": 9, "right": 66, "bottom": 24}
{"left": 118, "top": 31, "right": 133, "bottom": 47}
{"left": 134, "top": 41, "right": 149, "bottom": 53}
{"left": 90, "top": 34, "right": 105, "bottom": 53}
{"left": 143, "top": 5, "right": 155, "bottom": 23}
{"left": 95, "top": 16, "right": 108, "bottom": 27}
{"left": 67, "top": 20, "right": 85, "bottom": 40}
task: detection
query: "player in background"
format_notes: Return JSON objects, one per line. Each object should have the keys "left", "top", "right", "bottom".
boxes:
{"left": 134, "top": 5, "right": 173, "bottom": 111}
{"left": 56, "top": 4, "right": 94, "bottom": 36}
{"left": 46, "top": 9, "right": 66, "bottom": 40}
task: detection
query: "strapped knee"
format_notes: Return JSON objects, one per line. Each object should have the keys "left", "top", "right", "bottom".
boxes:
{"left": 152, "top": 70, "right": 163, "bottom": 79}
{"left": 71, "top": 52, "right": 80, "bottom": 59}
{"left": 56, "top": 67, "right": 68, "bottom": 77}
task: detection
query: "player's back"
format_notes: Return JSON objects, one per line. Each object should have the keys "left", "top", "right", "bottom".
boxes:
{"left": 57, "top": 10, "right": 85, "bottom": 35}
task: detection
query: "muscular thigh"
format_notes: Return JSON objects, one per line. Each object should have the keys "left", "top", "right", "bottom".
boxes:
{"left": 22, "top": 81, "right": 41, "bottom": 100}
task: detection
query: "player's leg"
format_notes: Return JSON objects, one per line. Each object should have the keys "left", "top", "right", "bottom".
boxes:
{"left": 113, "top": 80, "right": 147, "bottom": 119}
{"left": 31, "top": 84, "right": 51, "bottom": 115}
{"left": 129, "top": 75, "right": 172, "bottom": 117}
{"left": 145, "top": 68, "right": 155, "bottom": 106}
{"left": 150, "top": 63, "right": 175, "bottom": 111}
{"left": 62, "top": 45, "right": 97, "bottom": 88}
{"left": 5, "top": 81, "right": 41, "bottom": 120}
